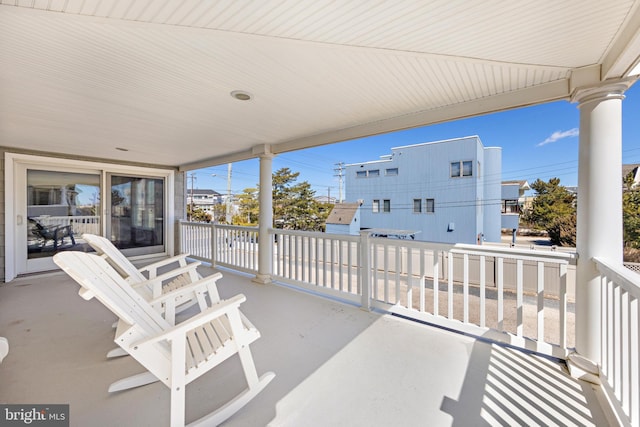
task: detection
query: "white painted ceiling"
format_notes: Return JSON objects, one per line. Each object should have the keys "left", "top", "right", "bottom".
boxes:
{"left": 1, "top": 1, "right": 640, "bottom": 170}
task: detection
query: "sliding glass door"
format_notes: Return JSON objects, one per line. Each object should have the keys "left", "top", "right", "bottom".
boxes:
{"left": 108, "top": 174, "right": 164, "bottom": 256}
{"left": 9, "top": 154, "right": 173, "bottom": 278}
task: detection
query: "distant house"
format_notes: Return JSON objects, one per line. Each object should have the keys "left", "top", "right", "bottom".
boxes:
{"left": 623, "top": 164, "right": 640, "bottom": 189}
{"left": 345, "top": 136, "right": 502, "bottom": 244}
{"left": 315, "top": 195, "right": 337, "bottom": 204}
{"left": 325, "top": 203, "right": 360, "bottom": 235}
{"left": 501, "top": 180, "right": 530, "bottom": 242}
{"left": 187, "top": 189, "right": 222, "bottom": 214}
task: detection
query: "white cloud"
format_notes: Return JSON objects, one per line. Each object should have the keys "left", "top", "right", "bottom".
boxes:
{"left": 537, "top": 128, "right": 579, "bottom": 147}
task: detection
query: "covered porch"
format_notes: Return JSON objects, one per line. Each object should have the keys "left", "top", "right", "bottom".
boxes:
{"left": 0, "top": 265, "right": 611, "bottom": 426}
{"left": 2, "top": 1, "right": 640, "bottom": 426}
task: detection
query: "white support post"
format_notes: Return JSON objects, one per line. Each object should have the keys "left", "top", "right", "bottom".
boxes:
{"left": 360, "top": 230, "right": 372, "bottom": 311}
{"left": 254, "top": 149, "right": 274, "bottom": 284}
{"left": 572, "top": 78, "right": 635, "bottom": 369}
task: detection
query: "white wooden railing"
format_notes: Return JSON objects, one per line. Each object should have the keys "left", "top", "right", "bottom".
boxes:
{"left": 272, "top": 229, "right": 362, "bottom": 305}
{"left": 179, "top": 221, "right": 640, "bottom": 424}
{"left": 180, "top": 222, "right": 576, "bottom": 356}
{"left": 179, "top": 221, "right": 259, "bottom": 274}
{"left": 32, "top": 215, "right": 100, "bottom": 235}
{"left": 595, "top": 257, "right": 640, "bottom": 427}
{"left": 361, "top": 233, "right": 575, "bottom": 358}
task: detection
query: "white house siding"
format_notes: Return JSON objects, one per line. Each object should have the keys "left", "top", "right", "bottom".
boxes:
{"left": 345, "top": 136, "right": 502, "bottom": 244}
{"left": 326, "top": 224, "right": 351, "bottom": 235}
{"left": 483, "top": 147, "right": 502, "bottom": 242}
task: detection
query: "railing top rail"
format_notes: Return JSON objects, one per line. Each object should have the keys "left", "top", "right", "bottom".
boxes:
{"left": 179, "top": 220, "right": 210, "bottom": 226}
{"left": 594, "top": 256, "right": 640, "bottom": 299}
{"left": 215, "top": 224, "right": 259, "bottom": 232}
{"left": 179, "top": 221, "right": 259, "bottom": 232}
{"left": 368, "top": 236, "right": 454, "bottom": 252}
{"left": 269, "top": 228, "right": 361, "bottom": 242}
{"left": 452, "top": 243, "right": 577, "bottom": 264}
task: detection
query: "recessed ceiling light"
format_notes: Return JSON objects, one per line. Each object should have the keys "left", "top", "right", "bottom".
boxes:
{"left": 116, "top": 147, "right": 129, "bottom": 152}
{"left": 231, "top": 90, "right": 252, "bottom": 101}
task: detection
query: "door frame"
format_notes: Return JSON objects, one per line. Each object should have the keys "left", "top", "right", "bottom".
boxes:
{"left": 5, "top": 153, "right": 175, "bottom": 281}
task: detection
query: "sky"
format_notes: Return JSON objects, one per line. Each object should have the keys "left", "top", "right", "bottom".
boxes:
{"left": 192, "top": 83, "right": 640, "bottom": 199}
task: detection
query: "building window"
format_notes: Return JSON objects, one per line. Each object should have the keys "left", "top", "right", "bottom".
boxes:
{"left": 413, "top": 199, "right": 422, "bottom": 213}
{"left": 373, "top": 199, "right": 380, "bottom": 213}
{"left": 426, "top": 198, "right": 435, "bottom": 213}
{"left": 385, "top": 168, "right": 399, "bottom": 176}
{"left": 502, "top": 200, "right": 520, "bottom": 214}
{"left": 357, "top": 171, "right": 367, "bottom": 178}
{"left": 383, "top": 199, "right": 391, "bottom": 212}
{"left": 463, "top": 161, "right": 473, "bottom": 176}
{"left": 368, "top": 169, "right": 380, "bottom": 177}
{"left": 451, "top": 161, "right": 473, "bottom": 177}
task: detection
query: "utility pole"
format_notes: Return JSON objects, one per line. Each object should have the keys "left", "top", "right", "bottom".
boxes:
{"left": 333, "top": 162, "right": 344, "bottom": 203}
{"left": 188, "top": 172, "right": 197, "bottom": 220}
{"left": 226, "top": 163, "right": 232, "bottom": 224}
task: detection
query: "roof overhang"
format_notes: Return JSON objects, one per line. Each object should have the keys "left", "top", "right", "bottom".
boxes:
{"left": 2, "top": 1, "right": 640, "bottom": 170}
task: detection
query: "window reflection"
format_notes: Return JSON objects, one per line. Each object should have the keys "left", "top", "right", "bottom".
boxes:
{"left": 27, "top": 170, "right": 100, "bottom": 258}
{"left": 110, "top": 176, "right": 164, "bottom": 250}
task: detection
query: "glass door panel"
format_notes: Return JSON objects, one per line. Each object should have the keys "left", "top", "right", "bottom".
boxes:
{"left": 109, "top": 175, "right": 164, "bottom": 256}
{"left": 27, "top": 170, "right": 101, "bottom": 259}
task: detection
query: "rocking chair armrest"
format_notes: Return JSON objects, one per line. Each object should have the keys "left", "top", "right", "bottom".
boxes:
{"left": 131, "top": 262, "right": 203, "bottom": 292}
{"left": 139, "top": 254, "right": 192, "bottom": 275}
{"left": 146, "top": 273, "right": 218, "bottom": 305}
{"left": 135, "top": 294, "right": 246, "bottom": 346}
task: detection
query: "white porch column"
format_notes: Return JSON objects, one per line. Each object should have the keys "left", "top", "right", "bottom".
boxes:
{"left": 572, "top": 79, "right": 634, "bottom": 366}
{"left": 254, "top": 149, "right": 274, "bottom": 284}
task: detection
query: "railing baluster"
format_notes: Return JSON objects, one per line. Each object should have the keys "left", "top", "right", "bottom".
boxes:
{"left": 607, "top": 277, "right": 615, "bottom": 380}
{"left": 497, "top": 257, "right": 504, "bottom": 331}
{"left": 419, "top": 249, "right": 425, "bottom": 313}
{"left": 383, "top": 244, "right": 389, "bottom": 303}
{"left": 448, "top": 252, "right": 453, "bottom": 320}
{"left": 331, "top": 238, "right": 336, "bottom": 290}
{"left": 463, "top": 253, "right": 469, "bottom": 324}
{"left": 559, "top": 263, "right": 567, "bottom": 349}
{"left": 480, "top": 255, "right": 486, "bottom": 328}
{"left": 630, "top": 295, "right": 639, "bottom": 426}
{"left": 338, "top": 240, "right": 344, "bottom": 292}
{"left": 407, "top": 247, "right": 413, "bottom": 310}
{"left": 315, "top": 236, "right": 320, "bottom": 286}
{"left": 322, "top": 238, "right": 328, "bottom": 288}
{"left": 622, "top": 289, "right": 630, "bottom": 416}
{"left": 516, "top": 259, "right": 524, "bottom": 337}
{"left": 395, "top": 246, "right": 401, "bottom": 304}
{"left": 615, "top": 283, "right": 622, "bottom": 401}
{"left": 537, "top": 261, "right": 545, "bottom": 342}
{"left": 301, "top": 235, "right": 306, "bottom": 283}
{"left": 433, "top": 250, "right": 439, "bottom": 317}
{"left": 347, "top": 241, "right": 353, "bottom": 293}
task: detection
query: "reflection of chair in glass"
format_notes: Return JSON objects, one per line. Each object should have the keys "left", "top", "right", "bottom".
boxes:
{"left": 28, "top": 218, "right": 76, "bottom": 250}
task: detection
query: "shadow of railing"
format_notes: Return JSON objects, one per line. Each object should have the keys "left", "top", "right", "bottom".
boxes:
{"left": 441, "top": 333, "right": 607, "bottom": 426}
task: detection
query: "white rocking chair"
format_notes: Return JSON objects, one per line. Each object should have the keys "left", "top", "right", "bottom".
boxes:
{"left": 0, "top": 337, "right": 8, "bottom": 363}
{"left": 54, "top": 251, "right": 274, "bottom": 427}
{"left": 82, "top": 233, "right": 218, "bottom": 325}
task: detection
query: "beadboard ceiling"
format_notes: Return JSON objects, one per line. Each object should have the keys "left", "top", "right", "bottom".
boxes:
{"left": 1, "top": 1, "right": 640, "bottom": 169}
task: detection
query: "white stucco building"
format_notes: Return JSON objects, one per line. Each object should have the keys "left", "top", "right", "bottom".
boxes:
{"left": 345, "top": 136, "right": 502, "bottom": 244}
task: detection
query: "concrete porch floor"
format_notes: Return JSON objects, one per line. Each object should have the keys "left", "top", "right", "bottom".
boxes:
{"left": 0, "top": 264, "right": 612, "bottom": 426}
